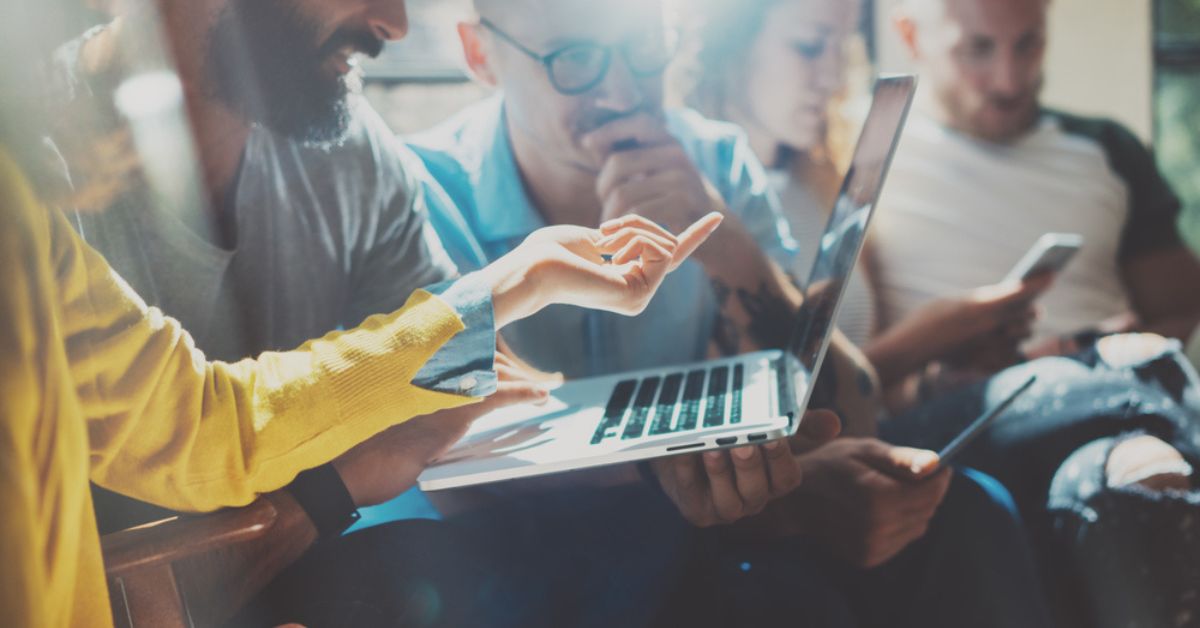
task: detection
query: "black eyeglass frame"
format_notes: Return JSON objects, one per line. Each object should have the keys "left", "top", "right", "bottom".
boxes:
{"left": 478, "top": 18, "right": 676, "bottom": 96}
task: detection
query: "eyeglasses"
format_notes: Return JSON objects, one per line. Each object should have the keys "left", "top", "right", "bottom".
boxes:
{"left": 479, "top": 18, "right": 676, "bottom": 96}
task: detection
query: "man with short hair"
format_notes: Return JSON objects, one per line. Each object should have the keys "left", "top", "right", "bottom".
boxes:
{"left": 62, "top": 0, "right": 483, "bottom": 536}
{"left": 406, "top": 0, "right": 1056, "bottom": 626}
{"left": 880, "top": 0, "right": 1200, "bottom": 357}
{"left": 874, "top": 1, "right": 1200, "bottom": 625}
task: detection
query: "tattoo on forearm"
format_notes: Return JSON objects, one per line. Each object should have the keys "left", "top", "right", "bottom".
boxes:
{"left": 736, "top": 281, "right": 796, "bottom": 350}
{"left": 709, "top": 279, "right": 741, "bottom": 356}
{"left": 857, "top": 367, "right": 875, "bottom": 397}
{"left": 708, "top": 279, "right": 798, "bottom": 355}
{"left": 809, "top": 357, "right": 840, "bottom": 410}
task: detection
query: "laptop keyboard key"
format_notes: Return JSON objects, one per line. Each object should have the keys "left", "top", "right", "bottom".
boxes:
{"left": 622, "top": 377, "right": 662, "bottom": 440}
{"left": 676, "top": 370, "right": 707, "bottom": 432}
{"left": 591, "top": 379, "right": 637, "bottom": 445}
{"left": 649, "top": 373, "right": 684, "bottom": 435}
{"left": 730, "top": 364, "right": 744, "bottom": 425}
{"left": 703, "top": 367, "right": 729, "bottom": 428}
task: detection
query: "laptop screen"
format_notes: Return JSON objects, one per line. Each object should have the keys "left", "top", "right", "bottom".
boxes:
{"left": 786, "top": 75, "right": 916, "bottom": 376}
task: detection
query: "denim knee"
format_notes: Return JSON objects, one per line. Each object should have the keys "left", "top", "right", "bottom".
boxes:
{"left": 1049, "top": 435, "right": 1200, "bottom": 628}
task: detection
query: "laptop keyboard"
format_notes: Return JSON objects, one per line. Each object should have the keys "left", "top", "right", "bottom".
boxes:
{"left": 591, "top": 364, "right": 746, "bottom": 445}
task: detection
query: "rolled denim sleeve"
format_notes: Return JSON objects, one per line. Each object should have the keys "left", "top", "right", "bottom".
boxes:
{"left": 411, "top": 271, "right": 497, "bottom": 397}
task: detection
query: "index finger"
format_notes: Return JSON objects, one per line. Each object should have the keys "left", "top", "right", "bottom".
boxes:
{"left": 670, "top": 212, "right": 724, "bottom": 271}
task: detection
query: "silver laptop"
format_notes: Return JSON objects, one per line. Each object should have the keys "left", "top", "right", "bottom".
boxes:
{"left": 420, "top": 75, "right": 917, "bottom": 491}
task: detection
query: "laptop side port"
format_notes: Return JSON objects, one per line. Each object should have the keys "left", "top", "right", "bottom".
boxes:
{"left": 715, "top": 437, "right": 738, "bottom": 446}
{"left": 747, "top": 434, "right": 768, "bottom": 442}
{"left": 667, "top": 443, "right": 706, "bottom": 453}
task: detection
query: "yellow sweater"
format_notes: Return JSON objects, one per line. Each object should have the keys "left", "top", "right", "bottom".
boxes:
{"left": 0, "top": 150, "right": 480, "bottom": 627}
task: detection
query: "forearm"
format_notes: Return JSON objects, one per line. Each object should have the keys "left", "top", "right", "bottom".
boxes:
{"left": 866, "top": 326, "right": 948, "bottom": 388}
{"left": 188, "top": 491, "right": 320, "bottom": 626}
{"left": 1138, "top": 312, "right": 1200, "bottom": 343}
{"left": 865, "top": 300, "right": 968, "bottom": 387}
{"left": 1123, "top": 248, "right": 1200, "bottom": 344}
{"left": 813, "top": 334, "right": 881, "bottom": 438}
{"left": 864, "top": 335, "right": 924, "bottom": 391}
{"left": 699, "top": 214, "right": 804, "bottom": 355}
{"left": 52, "top": 208, "right": 482, "bottom": 512}
{"left": 696, "top": 215, "right": 880, "bottom": 432}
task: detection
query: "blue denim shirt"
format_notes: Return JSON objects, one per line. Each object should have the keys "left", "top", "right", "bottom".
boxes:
{"left": 413, "top": 272, "right": 497, "bottom": 397}
{"left": 407, "top": 96, "right": 798, "bottom": 379}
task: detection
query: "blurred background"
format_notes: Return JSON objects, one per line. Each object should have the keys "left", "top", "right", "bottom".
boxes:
{"left": 362, "top": 0, "right": 1200, "bottom": 252}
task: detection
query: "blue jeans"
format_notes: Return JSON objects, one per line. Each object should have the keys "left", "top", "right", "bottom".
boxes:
{"left": 1048, "top": 436, "right": 1200, "bottom": 628}
{"left": 660, "top": 469, "right": 1052, "bottom": 628}
{"left": 234, "top": 484, "right": 694, "bottom": 628}
{"left": 237, "top": 473, "right": 1049, "bottom": 628}
{"left": 883, "top": 336, "right": 1200, "bottom": 628}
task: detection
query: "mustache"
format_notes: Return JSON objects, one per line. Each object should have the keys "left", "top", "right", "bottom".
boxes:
{"left": 315, "top": 28, "right": 385, "bottom": 61}
{"left": 575, "top": 105, "right": 655, "bottom": 135}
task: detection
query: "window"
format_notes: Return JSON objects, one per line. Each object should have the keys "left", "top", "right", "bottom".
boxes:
{"left": 360, "top": 0, "right": 491, "bottom": 134}
{"left": 1154, "top": 0, "right": 1200, "bottom": 251}
{"left": 361, "top": 0, "right": 472, "bottom": 81}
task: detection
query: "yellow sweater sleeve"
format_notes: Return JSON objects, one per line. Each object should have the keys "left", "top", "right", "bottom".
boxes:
{"left": 2, "top": 148, "right": 486, "bottom": 626}
{"left": 49, "top": 181, "right": 481, "bottom": 512}
{"left": 54, "top": 205, "right": 484, "bottom": 510}
{"left": 0, "top": 153, "right": 98, "bottom": 627}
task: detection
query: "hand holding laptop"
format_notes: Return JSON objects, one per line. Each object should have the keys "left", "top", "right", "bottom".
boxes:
{"left": 650, "top": 409, "right": 841, "bottom": 527}
{"left": 333, "top": 353, "right": 554, "bottom": 508}
{"left": 419, "top": 75, "right": 919, "bottom": 492}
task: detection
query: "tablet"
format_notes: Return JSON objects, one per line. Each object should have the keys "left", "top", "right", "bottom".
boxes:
{"left": 937, "top": 374, "right": 1038, "bottom": 468}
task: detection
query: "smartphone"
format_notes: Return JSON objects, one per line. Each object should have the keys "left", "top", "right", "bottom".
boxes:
{"left": 936, "top": 374, "right": 1038, "bottom": 468}
{"left": 1004, "top": 233, "right": 1084, "bottom": 282}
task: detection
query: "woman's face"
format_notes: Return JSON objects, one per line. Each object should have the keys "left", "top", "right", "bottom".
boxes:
{"left": 735, "top": 0, "right": 858, "bottom": 153}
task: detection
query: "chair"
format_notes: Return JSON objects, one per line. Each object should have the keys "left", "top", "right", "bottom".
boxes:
{"left": 103, "top": 496, "right": 301, "bottom": 628}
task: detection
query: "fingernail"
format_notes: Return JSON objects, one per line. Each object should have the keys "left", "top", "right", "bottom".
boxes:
{"left": 763, "top": 441, "right": 780, "bottom": 451}
{"left": 704, "top": 451, "right": 722, "bottom": 462}
{"left": 733, "top": 447, "right": 755, "bottom": 460}
{"left": 911, "top": 452, "right": 938, "bottom": 473}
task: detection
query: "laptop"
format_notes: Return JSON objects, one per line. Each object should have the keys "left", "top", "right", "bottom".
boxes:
{"left": 419, "top": 75, "right": 917, "bottom": 491}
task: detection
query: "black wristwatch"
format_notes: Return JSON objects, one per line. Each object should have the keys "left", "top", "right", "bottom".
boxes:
{"left": 285, "top": 463, "right": 361, "bottom": 540}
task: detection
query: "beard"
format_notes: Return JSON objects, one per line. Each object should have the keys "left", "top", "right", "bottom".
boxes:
{"left": 206, "top": 0, "right": 383, "bottom": 145}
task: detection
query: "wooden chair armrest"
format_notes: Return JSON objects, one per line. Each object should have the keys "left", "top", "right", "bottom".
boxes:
{"left": 102, "top": 493, "right": 318, "bottom": 627}
{"left": 102, "top": 498, "right": 279, "bottom": 576}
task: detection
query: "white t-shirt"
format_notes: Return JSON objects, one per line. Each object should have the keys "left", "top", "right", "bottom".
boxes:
{"left": 873, "top": 111, "right": 1182, "bottom": 343}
